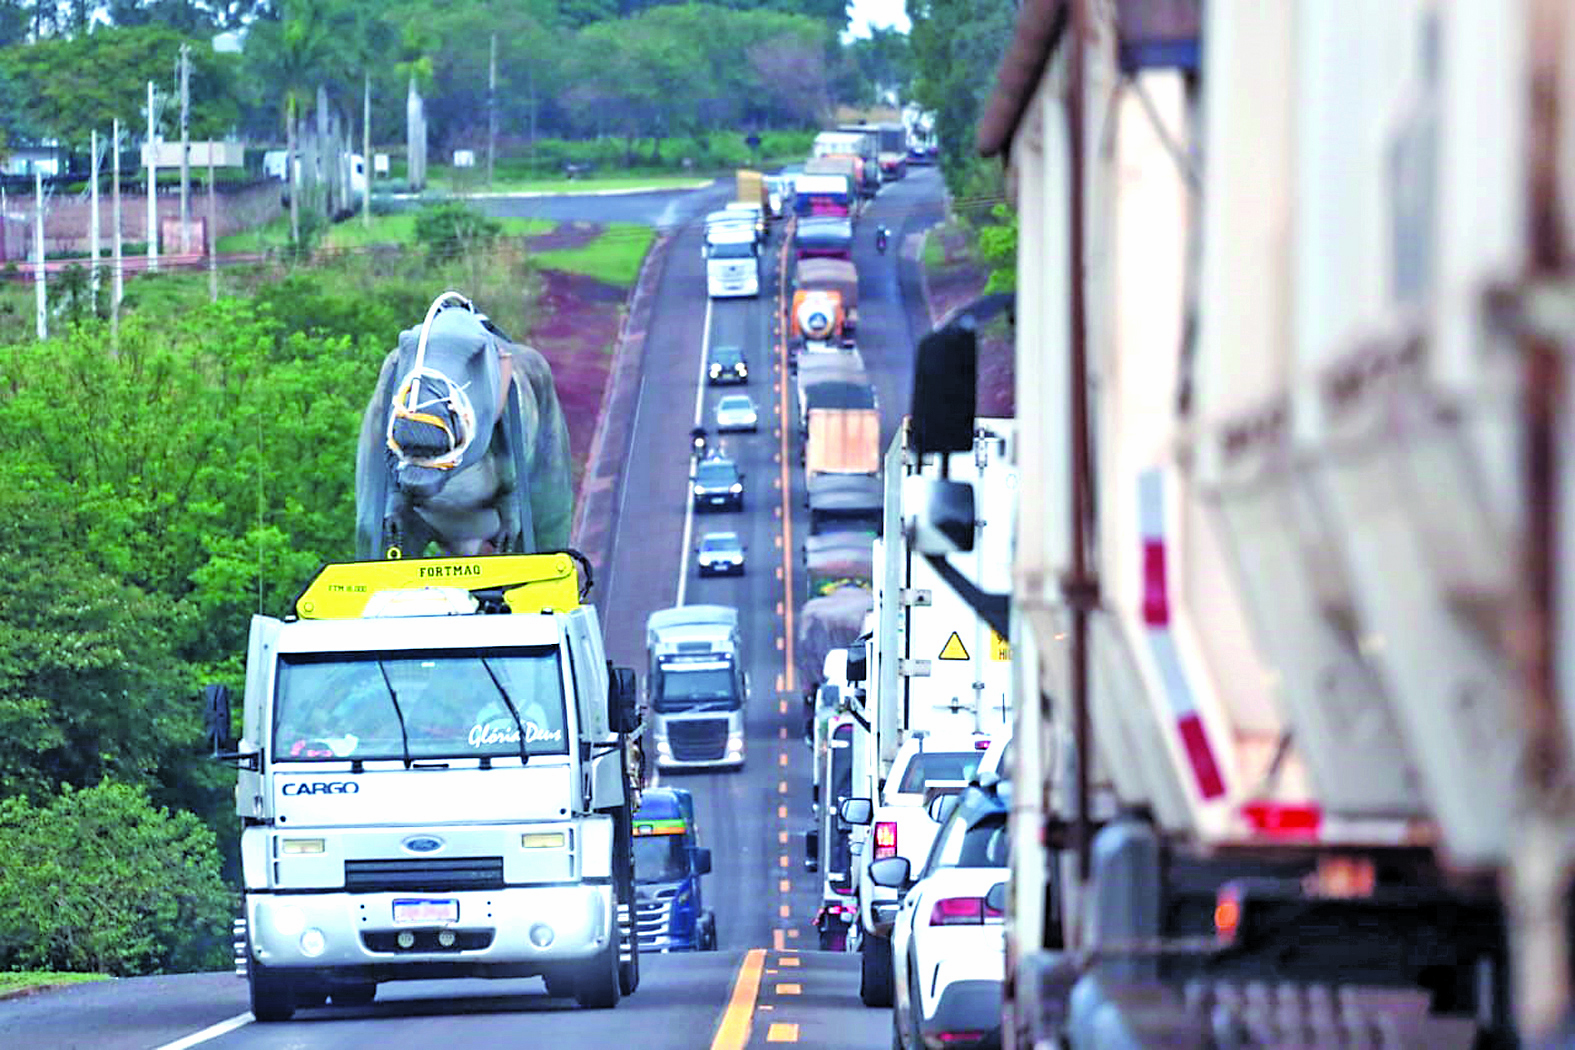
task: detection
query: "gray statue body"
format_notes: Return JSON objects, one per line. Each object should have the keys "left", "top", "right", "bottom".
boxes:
{"left": 355, "top": 295, "right": 574, "bottom": 560}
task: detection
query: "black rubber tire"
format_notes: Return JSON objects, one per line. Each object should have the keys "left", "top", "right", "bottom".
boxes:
{"left": 247, "top": 958, "right": 296, "bottom": 1023}
{"left": 859, "top": 931, "right": 895, "bottom": 1007}
{"left": 296, "top": 984, "right": 328, "bottom": 1009}
{"left": 543, "top": 971, "right": 574, "bottom": 998}
{"left": 699, "top": 913, "right": 719, "bottom": 951}
{"left": 573, "top": 925, "right": 622, "bottom": 1009}
{"left": 613, "top": 783, "right": 640, "bottom": 997}
{"left": 329, "top": 982, "right": 376, "bottom": 1007}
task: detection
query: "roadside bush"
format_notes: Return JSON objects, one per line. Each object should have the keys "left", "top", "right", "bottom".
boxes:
{"left": 0, "top": 781, "right": 234, "bottom": 975}
{"left": 414, "top": 199, "right": 503, "bottom": 263}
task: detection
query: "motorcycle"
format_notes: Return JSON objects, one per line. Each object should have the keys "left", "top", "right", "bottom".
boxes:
{"left": 690, "top": 429, "right": 708, "bottom": 458}
{"left": 875, "top": 225, "right": 889, "bottom": 254}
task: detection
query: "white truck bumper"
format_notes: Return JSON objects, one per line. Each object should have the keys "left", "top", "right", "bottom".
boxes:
{"left": 247, "top": 883, "right": 614, "bottom": 969}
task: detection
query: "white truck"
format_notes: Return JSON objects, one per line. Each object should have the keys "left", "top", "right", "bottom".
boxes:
{"left": 210, "top": 554, "right": 644, "bottom": 1021}
{"left": 950, "top": 1, "right": 1565, "bottom": 1045}
{"left": 840, "top": 418, "right": 1016, "bottom": 1007}
{"left": 703, "top": 225, "right": 761, "bottom": 299}
{"left": 645, "top": 606, "right": 748, "bottom": 769}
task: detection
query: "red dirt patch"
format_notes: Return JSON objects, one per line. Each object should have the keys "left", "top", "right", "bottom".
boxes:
{"left": 528, "top": 267, "right": 626, "bottom": 494}
{"left": 526, "top": 222, "right": 606, "bottom": 253}
{"left": 924, "top": 224, "right": 1015, "bottom": 418}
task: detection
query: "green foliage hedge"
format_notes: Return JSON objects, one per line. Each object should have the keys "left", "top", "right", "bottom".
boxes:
{"left": 0, "top": 781, "right": 233, "bottom": 975}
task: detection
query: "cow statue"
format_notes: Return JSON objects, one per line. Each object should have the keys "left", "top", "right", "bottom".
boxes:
{"left": 355, "top": 291, "right": 574, "bottom": 560}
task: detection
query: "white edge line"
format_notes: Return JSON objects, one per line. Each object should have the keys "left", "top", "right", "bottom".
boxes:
{"left": 150, "top": 1011, "right": 253, "bottom": 1050}
{"left": 676, "top": 296, "right": 714, "bottom": 609}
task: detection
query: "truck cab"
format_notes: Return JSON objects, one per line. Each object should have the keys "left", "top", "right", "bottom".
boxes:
{"left": 631, "top": 787, "right": 717, "bottom": 953}
{"left": 704, "top": 225, "right": 761, "bottom": 299}
{"left": 215, "top": 555, "right": 643, "bottom": 1021}
{"left": 645, "top": 606, "right": 748, "bottom": 769}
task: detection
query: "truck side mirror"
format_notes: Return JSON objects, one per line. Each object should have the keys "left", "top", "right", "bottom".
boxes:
{"left": 805, "top": 828, "right": 820, "bottom": 871}
{"left": 910, "top": 323, "right": 977, "bottom": 457}
{"left": 845, "top": 646, "right": 867, "bottom": 684}
{"left": 610, "top": 666, "right": 640, "bottom": 734}
{"left": 839, "top": 797, "right": 872, "bottom": 827}
{"left": 202, "top": 684, "right": 233, "bottom": 754}
{"left": 869, "top": 856, "right": 911, "bottom": 889}
{"left": 692, "top": 847, "right": 712, "bottom": 876}
{"left": 904, "top": 475, "right": 976, "bottom": 555}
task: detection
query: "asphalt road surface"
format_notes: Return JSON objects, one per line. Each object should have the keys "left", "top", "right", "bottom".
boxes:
{"left": 0, "top": 168, "right": 949, "bottom": 1050}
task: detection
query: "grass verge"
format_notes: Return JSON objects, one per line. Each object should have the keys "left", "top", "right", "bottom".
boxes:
{"left": 0, "top": 972, "right": 110, "bottom": 995}
{"left": 437, "top": 174, "right": 711, "bottom": 196}
{"left": 533, "top": 223, "right": 655, "bottom": 288}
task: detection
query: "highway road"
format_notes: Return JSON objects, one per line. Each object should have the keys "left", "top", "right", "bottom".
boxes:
{"left": 0, "top": 168, "right": 949, "bottom": 1050}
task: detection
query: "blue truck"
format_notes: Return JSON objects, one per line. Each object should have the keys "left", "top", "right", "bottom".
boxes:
{"left": 631, "top": 788, "right": 717, "bottom": 952}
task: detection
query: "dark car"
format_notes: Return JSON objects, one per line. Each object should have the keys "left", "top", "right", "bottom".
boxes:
{"left": 692, "top": 457, "right": 745, "bottom": 511}
{"left": 708, "top": 345, "right": 749, "bottom": 385}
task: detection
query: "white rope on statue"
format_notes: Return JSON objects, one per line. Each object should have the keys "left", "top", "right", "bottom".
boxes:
{"left": 386, "top": 290, "right": 480, "bottom": 468}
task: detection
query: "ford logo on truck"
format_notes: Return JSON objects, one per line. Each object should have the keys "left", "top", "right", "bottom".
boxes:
{"left": 403, "top": 836, "right": 444, "bottom": 853}
{"left": 281, "top": 781, "right": 360, "bottom": 796}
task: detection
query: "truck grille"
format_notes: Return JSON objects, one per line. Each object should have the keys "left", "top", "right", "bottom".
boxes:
{"left": 343, "top": 857, "right": 505, "bottom": 893}
{"left": 636, "top": 897, "right": 674, "bottom": 951}
{"left": 668, "top": 718, "right": 729, "bottom": 761}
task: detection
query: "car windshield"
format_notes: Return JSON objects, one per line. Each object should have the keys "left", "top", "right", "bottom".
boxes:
{"left": 718, "top": 397, "right": 752, "bottom": 413}
{"left": 700, "top": 533, "right": 741, "bottom": 552}
{"left": 695, "top": 463, "right": 738, "bottom": 485}
{"left": 712, "top": 346, "right": 743, "bottom": 364}
{"left": 633, "top": 833, "right": 690, "bottom": 883}
{"left": 273, "top": 648, "right": 569, "bottom": 761}
{"left": 897, "top": 751, "right": 981, "bottom": 793}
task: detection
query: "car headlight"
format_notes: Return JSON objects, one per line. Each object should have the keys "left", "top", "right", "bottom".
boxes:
{"left": 709, "top": 363, "right": 720, "bottom": 375}
{"left": 737, "top": 364, "right": 748, "bottom": 376}
{"left": 729, "top": 484, "right": 742, "bottom": 494}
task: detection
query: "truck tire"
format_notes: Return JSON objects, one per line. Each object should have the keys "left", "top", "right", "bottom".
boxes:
{"left": 573, "top": 926, "right": 622, "bottom": 1009}
{"left": 700, "top": 913, "right": 719, "bottom": 951}
{"left": 247, "top": 957, "right": 296, "bottom": 1023}
{"left": 859, "top": 932, "right": 894, "bottom": 1007}
{"left": 543, "top": 970, "right": 574, "bottom": 998}
{"left": 329, "top": 982, "right": 376, "bottom": 1006}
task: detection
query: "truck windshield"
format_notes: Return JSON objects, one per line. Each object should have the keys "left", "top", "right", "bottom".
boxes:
{"left": 274, "top": 647, "right": 569, "bottom": 761}
{"left": 653, "top": 663, "right": 738, "bottom": 713}
{"left": 897, "top": 751, "right": 982, "bottom": 793}
{"left": 708, "top": 241, "right": 755, "bottom": 260}
{"left": 633, "top": 834, "right": 690, "bottom": 883}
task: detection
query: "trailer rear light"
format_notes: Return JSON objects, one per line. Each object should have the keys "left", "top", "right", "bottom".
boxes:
{"left": 1213, "top": 886, "right": 1242, "bottom": 946}
{"left": 973, "top": 738, "right": 992, "bottom": 750}
{"left": 934, "top": 1034, "right": 989, "bottom": 1046}
{"left": 1141, "top": 539, "right": 1169, "bottom": 626}
{"left": 1240, "top": 801, "right": 1322, "bottom": 838}
{"left": 930, "top": 897, "right": 985, "bottom": 926}
{"left": 873, "top": 821, "right": 897, "bottom": 859}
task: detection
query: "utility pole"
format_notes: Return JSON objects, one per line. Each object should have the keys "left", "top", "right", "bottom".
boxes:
{"left": 363, "top": 71, "right": 371, "bottom": 229}
{"left": 147, "top": 79, "right": 159, "bottom": 272}
{"left": 90, "top": 128, "right": 101, "bottom": 311}
{"left": 33, "top": 169, "right": 46, "bottom": 341}
{"left": 488, "top": 33, "right": 497, "bottom": 188}
{"left": 179, "top": 42, "right": 191, "bottom": 254}
{"left": 112, "top": 118, "right": 123, "bottom": 348}
{"left": 207, "top": 140, "right": 217, "bottom": 302}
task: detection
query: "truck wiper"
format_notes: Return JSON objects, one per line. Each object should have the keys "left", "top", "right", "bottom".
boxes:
{"left": 376, "top": 659, "right": 413, "bottom": 770}
{"left": 478, "top": 656, "right": 530, "bottom": 767}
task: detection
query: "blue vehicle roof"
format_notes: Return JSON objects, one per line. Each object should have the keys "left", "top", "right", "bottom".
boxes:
{"left": 635, "top": 786, "right": 696, "bottom": 827}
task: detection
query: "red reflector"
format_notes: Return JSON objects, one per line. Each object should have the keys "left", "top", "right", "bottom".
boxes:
{"left": 874, "top": 821, "right": 897, "bottom": 860}
{"left": 974, "top": 738, "right": 992, "bottom": 750}
{"left": 1176, "top": 713, "right": 1226, "bottom": 800}
{"left": 1214, "top": 886, "right": 1241, "bottom": 946}
{"left": 1241, "top": 800, "right": 1322, "bottom": 838}
{"left": 1142, "top": 539, "right": 1169, "bottom": 626}
{"left": 930, "top": 897, "right": 985, "bottom": 926}
{"left": 935, "top": 1035, "right": 988, "bottom": 1045}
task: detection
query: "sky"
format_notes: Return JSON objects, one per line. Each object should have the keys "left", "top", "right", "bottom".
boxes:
{"left": 845, "top": 0, "right": 912, "bottom": 39}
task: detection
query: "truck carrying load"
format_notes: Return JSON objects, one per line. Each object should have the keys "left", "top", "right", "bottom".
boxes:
{"left": 796, "top": 583, "right": 874, "bottom": 693}
{"left": 794, "top": 258, "right": 859, "bottom": 334}
{"left": 803, "top": 533, "right": 875, "bottom": 597}
{"left": 958, "top": 1, "right": 1551, "bottom": 1044}
{"left": 213, "top": 553, "right": 645, "bottom": 1021}
{"left": 803, "top": 406, "right": 880, "bottom": 486}
{"left": 734, "top": 169, "right": 769, "bottom": 217}
{"left": 793, "top": 216, "right": 854, "bottom": 262}
{"left": 793, "top": 173, "right": 855, "bottom": 218}
{"left": 791, "top": 289, "right": 847, "bottom": 347}
{"left": 806, "top": 473, "right": 882, "bottom": 537}
{"left": 644, "top": 606, "right": 747, "bottom": 769}
{"left": 631, "top": 787, "right": 716, "bottom": 953}
{"left": 798, "top": 380, "right": 875, "bottom": 437}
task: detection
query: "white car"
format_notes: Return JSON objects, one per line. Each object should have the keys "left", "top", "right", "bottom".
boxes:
{"left": 714, "top": 394, "right": 759, "bottom": 433}
{"left": 872, "top": 784, "right": 1008, "bottom": 1050}
{"left": 695, "top": 531, "right": 746, "bottom": 577}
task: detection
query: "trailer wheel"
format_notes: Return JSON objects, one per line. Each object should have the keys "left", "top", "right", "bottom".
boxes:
{"left": 699, "top": 912, "right": 719, "bottom": 951}
{"left": 247, "top": 957, "right": 296, "bottom": 1023}
{"left": 859, "top": 932, "right": 894, "bottom": 1007}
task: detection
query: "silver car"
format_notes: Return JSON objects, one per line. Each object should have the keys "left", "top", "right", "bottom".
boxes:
{"left": 714, "top": 394, "right": 759, "bottom": 433}
{"left": 696, "top": 532, "right": 746, "bottom": 577}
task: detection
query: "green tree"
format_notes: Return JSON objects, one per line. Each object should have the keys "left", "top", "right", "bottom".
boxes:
{"left": 0, "top": 781, "right": 233, "bottom": 975}
{"left": 907, "top": 0, "right": 1015, "bottom": 196}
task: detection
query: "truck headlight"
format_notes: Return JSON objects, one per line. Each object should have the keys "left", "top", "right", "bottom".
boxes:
{"left": 657, "top": 740, "right": 672, "bottom": 755}
{"left": 299, "top": 928, "right": 326, "bottom": 957}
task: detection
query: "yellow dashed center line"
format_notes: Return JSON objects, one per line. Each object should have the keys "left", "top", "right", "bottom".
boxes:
{"left": 779, "top": 699, "right": 789, "bottom": 714}
{"left": 776, "top": 983, "right": 802, "bottom": 995}
{"left": 780, "top": 877, "right": 792, "bottom": 893}
{"left": 778, "top": 855, "right": 790, "bottom": 869}
{"left": 766, "top": 1022, "right": 800, "bottom": 1042}
{"left": 779, "top": 956, "right": 801, "bottom": 968}
{"left": 778, "top": 903, "right": 792, "bottom": 918}
{"left": 708, "top": 948, "right": 766, "bottom": 1050}
{"left": 778, "top": 779, "right": 789, "bottom": 794}
{"left": 778, "top": 830, "right": 789, "bottom": 845}
{"left": 777, "top": 804, "right": 788, "bottom": 819}
{"left": 773, "top": 928, "right": 786, "bottom": 951}
{"left": 778, "top": 752, "right": 789, "bottom": 767}
{"left": 787, "top": 928, "right": 800, "bottom": 939}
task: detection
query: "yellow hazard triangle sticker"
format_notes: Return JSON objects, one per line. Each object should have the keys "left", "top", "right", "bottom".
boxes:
{"left": 938, "top": 632, "right": 970, "bottom": 660}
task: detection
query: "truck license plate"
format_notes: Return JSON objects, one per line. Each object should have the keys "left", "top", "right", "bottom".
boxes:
{"left": 393, "top": 898, "right": 458, "bottom": 924}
